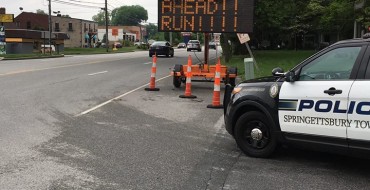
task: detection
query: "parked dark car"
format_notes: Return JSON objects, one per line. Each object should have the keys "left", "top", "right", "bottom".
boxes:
{"left": 149, "top": 41, "right": 174, "bottom": 57}
{"left": 187, "top": 40, "right": 201, "bottom": 52}
{"left": 177, "top": 42, "right": 186, "bottom": 48}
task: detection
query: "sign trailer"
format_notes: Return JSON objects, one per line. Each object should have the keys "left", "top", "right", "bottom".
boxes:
{"left": 160, "top": 0, "right": 255, "bottom": 89}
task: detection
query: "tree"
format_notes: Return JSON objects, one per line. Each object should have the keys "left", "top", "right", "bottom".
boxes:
{"left": 102, "top": 34, "right": 107, "bottom": 44}
{"left": 355, "top": 0, "right": 370, "bottom": 32}
{"left": 251, "top": 0, "right": 355, "bottom": 50}
{"left": 145, "top": 23, "right": 158, "bottom": 39}
{"left": 111, "top": 5, "right": 148, "bottom": 26}
{"left": 36, "top": 9, "right": 47, "bottom": 15}
{"left": 92, "top": 10, "right": 110, "bottom": 26}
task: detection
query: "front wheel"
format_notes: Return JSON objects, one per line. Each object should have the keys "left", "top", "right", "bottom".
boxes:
{"left": 173, "top": 76, "right": 181, "bottom": 88}
{"left": 234, "top": 111, "right": 277, "bottom": 158}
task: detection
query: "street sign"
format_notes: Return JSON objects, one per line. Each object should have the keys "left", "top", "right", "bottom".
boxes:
{"left": 213, "top": 33, "right": 221, "bottom": 43}
{"left": 158, "top": 0, "right": 254, "bottom": 33}
{"left": 112, "top": 28, "right": 118, "bottom": 36}
{"left": 237, "top": 33, "right": 250, "bottom": 44}
{"left": 0, "top": 14, "right": 14, "bottom": 23}
{"left": 354, "top": 0, "right": 365, "bottom": 10}
{"left": 181, "top": 32, "right": 192, "bottom": 37}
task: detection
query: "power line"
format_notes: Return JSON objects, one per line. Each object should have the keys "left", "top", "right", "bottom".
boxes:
{"left": 52, "top": 0, "right": 102, "bottom": 9}
{"left": 65, "top": 0, "right": 104, "bottom": 5}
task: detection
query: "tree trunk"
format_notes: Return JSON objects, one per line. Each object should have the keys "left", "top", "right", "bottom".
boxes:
{"left": 221, "top": 34, "right": 232, "bottom": 63}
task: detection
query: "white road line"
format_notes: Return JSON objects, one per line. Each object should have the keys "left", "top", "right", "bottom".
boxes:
{"left": 144, "top": 62, "right": 152, "bottom": 65}
{"left": 214, "top": 115, "right": 225, "bottom": 131}
{"left": 75, "top": 75, "right": 171, "bottom": 117}
{"left": 88, "top": 71, "right": 108, "bottom": 76}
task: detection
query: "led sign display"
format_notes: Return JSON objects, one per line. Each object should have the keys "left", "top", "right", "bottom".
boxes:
{"left": 158, "top": 0, "right": 254, "bottom": 33}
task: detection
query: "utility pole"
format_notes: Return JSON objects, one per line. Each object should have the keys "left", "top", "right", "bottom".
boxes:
{"left": 48, "top": 0, "right": 52, "bottom": 55}
{"left": 169, "top": 32, "right": 172, "bottom": 45}
{"left": 105, "top": 0, "right": 109, "bottom": 52}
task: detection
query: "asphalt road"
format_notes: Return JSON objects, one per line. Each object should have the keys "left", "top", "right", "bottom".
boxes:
{"left": 1, "top": 48, "right": 370, "bottom": 190}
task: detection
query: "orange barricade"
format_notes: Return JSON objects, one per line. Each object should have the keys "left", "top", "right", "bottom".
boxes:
{"left": 207, "top": 58, "right": 223, "bottom": 109}
{"left": 145, "top": 55, "right": 160, "bottom": 91}
{"left": 179, "top": 55, "right": 197, "bottom": 99}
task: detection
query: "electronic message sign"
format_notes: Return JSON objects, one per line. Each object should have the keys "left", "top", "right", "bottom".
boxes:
{"left": 158, "top": 0, "right": 254, "bottom": 33}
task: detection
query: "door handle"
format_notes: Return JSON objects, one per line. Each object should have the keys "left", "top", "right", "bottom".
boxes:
{"left": 324, "top": 87, "right": 342, "bottom": 96}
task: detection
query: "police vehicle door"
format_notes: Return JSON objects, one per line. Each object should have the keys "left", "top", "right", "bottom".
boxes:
{"left": 347, "top": 48, "right": 370, "bottom": 149}
{"left": 279, "top": 45, "right": 364, "bottom": 140}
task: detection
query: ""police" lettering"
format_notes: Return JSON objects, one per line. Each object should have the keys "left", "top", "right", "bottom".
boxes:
{"left": 298, "top": 100, "right": 370, "bottom": 115}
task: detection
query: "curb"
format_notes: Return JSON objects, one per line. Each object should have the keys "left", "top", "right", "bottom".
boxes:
{"left": 1, "top": 54, "right": 65, "bottom": 61}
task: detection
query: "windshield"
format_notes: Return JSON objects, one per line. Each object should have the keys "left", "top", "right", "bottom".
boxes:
{"left": 152, "top": 42, "right": 166, "bottom": 46}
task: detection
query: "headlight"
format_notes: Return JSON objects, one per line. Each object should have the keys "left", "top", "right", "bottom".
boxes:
{"left": 232, "top": 87, "right": 242, "bottom": 94}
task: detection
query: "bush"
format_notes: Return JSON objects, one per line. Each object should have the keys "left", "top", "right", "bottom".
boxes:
{"left": 122, "top": 40, "right": 133, "bottom": 47}
{"left": 136, "top": 44, "right": 148, "bottom": 50}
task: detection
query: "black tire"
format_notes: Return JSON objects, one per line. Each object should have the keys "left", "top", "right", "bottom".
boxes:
{"left": 149, "top": 53, "right": 152, "bottom": 57}
{"left": 173, "top": 76, "right": 181, "bottom": 88}
{"left": 234, "top": 111, "right": 277, "bottom": 158}
{"left": 173, "top": 64, "right": 183, "bottom": 88}
{"left": 198, "top": 49, "right": 201, "bottom": 52}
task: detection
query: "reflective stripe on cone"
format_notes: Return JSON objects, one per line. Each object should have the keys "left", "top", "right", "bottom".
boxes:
{"left": 145, "top": 55, "right": 160, "bottom": 91}
{"left": 207, "top": 58, "right": 223, "bottom": 109}
{"left": 180, "top": 55, "right": 197, "bottom": 99}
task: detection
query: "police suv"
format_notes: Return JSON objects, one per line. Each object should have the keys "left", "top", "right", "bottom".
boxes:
{"left": 224, "top": 35, "right": 370, "bottom": 158}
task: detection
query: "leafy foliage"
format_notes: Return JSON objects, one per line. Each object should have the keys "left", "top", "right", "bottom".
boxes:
{"left": 111, "top": 5, "right": 148, "bottom": 26}
{"left": 145, "top": 23, "right": 159, "bottom": 40}
{"left": 92, "top": 11, "right": 110, "bottom": 26}
{"left": 36, "top": 9, "right": 47, "bottom": 15}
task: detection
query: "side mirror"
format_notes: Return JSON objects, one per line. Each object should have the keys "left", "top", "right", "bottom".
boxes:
{"left": 285, "top": 71, "right": 296, "bottom": 82}
{"left": 272, "top": 67, "right": 284, "bottom": 77}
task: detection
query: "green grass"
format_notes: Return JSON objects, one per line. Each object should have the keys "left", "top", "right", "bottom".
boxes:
{"left": 0, "top": 46, "right": 144, "bottom": 59}
{"left": 1, "top": 53, "right": 63, "bottom": 59}
{"left": 223, "top": 50, "right": 315, "bottom": 79}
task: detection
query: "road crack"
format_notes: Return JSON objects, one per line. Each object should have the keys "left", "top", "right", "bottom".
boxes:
{"left": 222, "top": 152, "right": 242, "bottom": 190}
{"left": 204, "top": 165, "right": 215, "bottom": 190}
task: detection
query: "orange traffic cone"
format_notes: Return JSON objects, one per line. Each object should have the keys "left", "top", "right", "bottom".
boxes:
{"left": 179, "top": 55, "right": 197, "bottom": 99}
{"left": 145, "top": 54, "right": 160, "bottom": 91}
{"left": 207, "top": 58, "right": 223, "bottom": 109}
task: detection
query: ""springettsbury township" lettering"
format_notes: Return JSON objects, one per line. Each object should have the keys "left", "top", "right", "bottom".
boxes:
{"left": 283, "top": 115, "right": 370, "bottom": 129}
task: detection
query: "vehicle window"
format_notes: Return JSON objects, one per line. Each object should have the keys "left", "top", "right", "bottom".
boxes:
{"left": 152, "top": 42, "right": 166, "bottom": 46}
{"left": 188, "top": 40, "right": 199, "bottom": 44}
{"left": 366, "top": 60, "right": 370, "bottom": 79}
{"left": 299, "top": 46, "right": 361, "bottom": 81}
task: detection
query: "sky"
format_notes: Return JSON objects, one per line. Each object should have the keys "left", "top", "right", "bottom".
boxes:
{"left": 1, "top": 0, "right": 158, "bottom": 24}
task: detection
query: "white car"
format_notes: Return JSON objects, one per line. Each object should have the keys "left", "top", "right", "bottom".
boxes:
{"left": 187, "top": 40, "right": 201, "bottom": 52}
{"left": 134, "top": 42, "right": 146, "bottom": 46}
